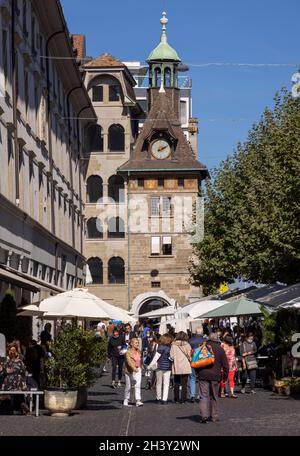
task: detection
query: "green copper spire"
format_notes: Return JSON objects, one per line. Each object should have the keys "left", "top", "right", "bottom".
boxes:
{"left": 147, "top": 12, "right": 181, "bottom": 62}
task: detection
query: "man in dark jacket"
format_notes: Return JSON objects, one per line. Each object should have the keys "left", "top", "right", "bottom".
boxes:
{"left": 197, "top": 332, "right": 229, "bottom": 423}
{"left": 108, "top": 329, "right": 125, "bottom": 388}
{"left": 122, "top": 324, "right": 135, "bottom": 347}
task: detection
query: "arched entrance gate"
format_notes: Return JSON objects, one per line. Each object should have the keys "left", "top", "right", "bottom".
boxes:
{"left": 131, "top": 291, "right": 176, "bottom": 318}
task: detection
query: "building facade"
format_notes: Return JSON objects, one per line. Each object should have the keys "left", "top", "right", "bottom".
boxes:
{"left": 0, "top": 0, "right": 96, "bottom": 312}
{"left": 80, "top": 13, "right": 207, "bottom": 316}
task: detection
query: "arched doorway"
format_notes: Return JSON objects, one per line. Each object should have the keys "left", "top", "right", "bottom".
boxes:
{"left": 131, "top": 291, "right": 176, "bottom": 318}
{"left": 139, "top": 298, "right": 168, "bottom": 316}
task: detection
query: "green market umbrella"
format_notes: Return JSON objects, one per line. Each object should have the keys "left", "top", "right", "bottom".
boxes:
{"left": 196, "top": 298, "right": 269, "bottom": 319}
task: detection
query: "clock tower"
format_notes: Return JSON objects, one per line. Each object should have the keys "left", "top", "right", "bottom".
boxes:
{"left": 118, "top": 13, "right": 208, "bottom": 315}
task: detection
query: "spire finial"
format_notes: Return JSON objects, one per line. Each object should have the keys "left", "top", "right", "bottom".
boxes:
{"left": 160, "top": 12, "right": 168, "bottom": 43}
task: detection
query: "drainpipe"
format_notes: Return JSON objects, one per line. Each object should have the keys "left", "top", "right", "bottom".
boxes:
{"left": 127, "top": 171, "right": 131, "bottom": 311}
{"left": 11, "top": 0, "right": 19, "bottom": 205}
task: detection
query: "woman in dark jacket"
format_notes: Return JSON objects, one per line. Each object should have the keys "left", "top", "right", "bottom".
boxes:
{"left": 155, "top": 334, "right": 173, "bottom": 404}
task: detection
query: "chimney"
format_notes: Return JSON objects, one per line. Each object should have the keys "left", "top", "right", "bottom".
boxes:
{"left": 71, "top": 35, "right": 86, "bottom": 61}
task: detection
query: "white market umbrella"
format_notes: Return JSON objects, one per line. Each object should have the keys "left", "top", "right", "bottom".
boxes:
{"left": 140, "top": 306, "right": 177, "bottom": 319}
{"left": 159, "top": 316, "right": 193, "bottom": 335}
{"left": 21, "top": 288, "right": 134, "bottom": 322}
{"left": 175, "top": 300, "right": 228, "bottom": 319}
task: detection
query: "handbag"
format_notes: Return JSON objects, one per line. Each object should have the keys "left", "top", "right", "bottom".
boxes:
{"left": 148, "top": 351, "right": 161, "bottom": 371}
{"left": 245, "top": 358, "right": 258, "bottom": 370}
{"left": 191, "top": 343, "right": 215, "bottom": 369}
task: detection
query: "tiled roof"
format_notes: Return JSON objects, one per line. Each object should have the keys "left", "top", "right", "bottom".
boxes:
{"left": 71, "top": 35, "right": 86, "bottom": 59}
{"left": 118, "top": 89, "right": 208, "bottom": 176}
{"left": 84, "top": 53, "right": 125, "bottom": 68}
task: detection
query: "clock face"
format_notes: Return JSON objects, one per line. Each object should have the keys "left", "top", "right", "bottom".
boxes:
{"left": 151, "top": 139, "right": 171, "bottom": 160}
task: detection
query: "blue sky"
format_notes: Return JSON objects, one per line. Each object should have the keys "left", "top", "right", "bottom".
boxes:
{"left": 61, "top": 0, "right": 300, "bottom": 171}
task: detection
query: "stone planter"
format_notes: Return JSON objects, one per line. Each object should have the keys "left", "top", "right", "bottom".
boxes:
{"left": 75, "top": 386, "right": 88, "bottom": 410}
{"left": 44, "top": 390, "right": 78, "bottom": 417}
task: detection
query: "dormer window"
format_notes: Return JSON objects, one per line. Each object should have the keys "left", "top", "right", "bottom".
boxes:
{"left": 92, "top": 86, "right": 103, "bottom": 102}
{"left": 109, "top": 84, "right": 121, "bottom": 102}
{"left": 89, "top": 75, "right": 122, "bottom": 104}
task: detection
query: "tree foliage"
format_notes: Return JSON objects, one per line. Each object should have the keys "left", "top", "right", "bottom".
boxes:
{"left": 190, "top": 90, "right": 300, "bottom": 294}
{"left": 261, "top": 307, "right": 300, "bottom": 354}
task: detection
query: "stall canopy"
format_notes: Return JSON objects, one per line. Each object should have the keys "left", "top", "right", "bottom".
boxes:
{"left": 197, "top": 298, "right": 270, "bottom": 319}
{"left": 20, "top": 288, "right": 135, "bottom": 322}
{"left": 175, "top": 300, "right": 228, "bottom": 319}
{"left": 140, "top": 306, "right": 177, "bottom": 319}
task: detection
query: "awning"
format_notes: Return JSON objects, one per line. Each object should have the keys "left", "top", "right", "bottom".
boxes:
{"left": 0, "top": 268, "right": 40, "bottom": 293}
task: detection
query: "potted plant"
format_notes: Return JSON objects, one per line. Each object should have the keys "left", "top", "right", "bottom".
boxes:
{"left": 44, "top": 324, "right": 107, "bottom": 416}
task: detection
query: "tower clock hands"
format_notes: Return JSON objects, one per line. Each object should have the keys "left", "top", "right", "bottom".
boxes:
{"left": 158, "top": 145, "right": 168, "bottom": 152}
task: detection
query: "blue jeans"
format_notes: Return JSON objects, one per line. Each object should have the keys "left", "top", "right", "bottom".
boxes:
{"left": 189, "top": 368, "right": 197, "bottom": 398}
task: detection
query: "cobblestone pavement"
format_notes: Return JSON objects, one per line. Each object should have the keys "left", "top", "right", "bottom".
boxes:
{"left": 0, "top": 368, "right": 299, "bottom": 436}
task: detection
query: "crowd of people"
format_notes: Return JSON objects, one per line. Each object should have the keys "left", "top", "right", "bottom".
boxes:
{"left": 105, "top": 319, "right": 263, "bottom": 423}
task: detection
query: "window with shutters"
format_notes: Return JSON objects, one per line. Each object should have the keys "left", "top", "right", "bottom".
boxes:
{"left": 151, "top": 237, "right": 160, "bottom": 255}
{"left": 162, "top": 236, "right": 172, "bottom": 255}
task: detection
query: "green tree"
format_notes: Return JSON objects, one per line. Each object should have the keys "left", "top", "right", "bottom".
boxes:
{"left": 190, "top": 90, "right": 300, "bottom": 294}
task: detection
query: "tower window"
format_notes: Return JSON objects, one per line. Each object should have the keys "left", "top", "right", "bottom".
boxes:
{"left": 138, "top": 178, "right": 144, "bottom": 188}
{"left": 151, "top": 197, "right": 160, "bottom": 216}
{"left": 151, "top": 237, "right": 160, "bottom": 255}
{"left": 180, "top": 100, "right": 188, "bottom": 125}
{"left": 162, "top": 197, "right": 172, "bottom": 216}
{"left": 92, "top": 86, "right": 103, "bottom": 102}
{"left": 109, "top": 85, "right": 121, "bottom": 102}
{"left": 108, "top": 124, "right": 125, "bottom": 152}
{"left": 108, "top": 257, "right": 125, "bottom": 284}
{"left": 178, "top": 177, "right": 184, "bottom": 188}
{"left": 162, "top": 236, "right": 172, "bottom": 255}
{"left": 164, "top": 67, "right": 172, "bottom": 88}
{"left": 158, "top": 177, "right": 164, "bottom": 188}
{"left": 154, "top": 67, "right": 161, "bottom": 88}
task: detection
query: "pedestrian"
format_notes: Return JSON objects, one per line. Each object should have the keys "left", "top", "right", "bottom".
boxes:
{"left": 108, "top": 329, "right": 125, "bottom": 388}
{"left": 144, "top": 333, "right": 158, "bottom": 390}
{"left": 220, "top": 335, "right": 238, "bottom": 398}
{"left": 40, "top": 323, "right": 52, "bottom": 349}
{"left": 197, "top": 332, "right": 229, "bottom": 423}
{"left": 240, "top": 332, "right": 258, "bottom": 394}
{"left": 155, "top": 334, "right": 173, "bottom": 404}
{"left": 170, "top": 331, "right": 192, "bottom": 404}
{"left": 1, "top": 342, "right": 29, "bottom": 415}
{"left": 123, "top": 338, "right": 143, "bottom": 407}
{"left": 189, "top": 327, "right": 204, "bottom": 403}
{"left": 122, "top": 323, "right": 135, "bottom": 348}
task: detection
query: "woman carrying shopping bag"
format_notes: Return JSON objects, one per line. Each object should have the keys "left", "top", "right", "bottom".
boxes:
{"left": 123, "top": 338, "right": 143, "bottom": 407}
{"left": 170, "top": 332, "right": 192, "bottom": 404}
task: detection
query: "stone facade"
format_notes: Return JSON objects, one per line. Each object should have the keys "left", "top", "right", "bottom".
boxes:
{"left": 79, "top": 14, "right": 207, "bottom": 317}
{"left": 0, "top": 0, "right": 96, "bottom": 308}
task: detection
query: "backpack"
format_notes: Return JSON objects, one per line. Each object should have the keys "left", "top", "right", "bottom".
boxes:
{"left": 191, "top": 342, "right": 215, "bottom": 369}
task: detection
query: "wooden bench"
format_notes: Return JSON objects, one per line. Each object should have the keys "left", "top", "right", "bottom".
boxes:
{"left": 0, "top": 390, "right": 44, "bottom": 417}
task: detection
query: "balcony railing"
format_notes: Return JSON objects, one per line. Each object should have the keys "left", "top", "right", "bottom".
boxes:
{"left": 133, "top": 76, "right": 192, "bottom": 89}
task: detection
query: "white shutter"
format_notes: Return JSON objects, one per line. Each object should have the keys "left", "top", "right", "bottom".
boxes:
{"left": 151, "top": 237, "right": 160, "bottom": 254}
{"left": 163, "top": 236, "right": 172, "bottom": 245}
